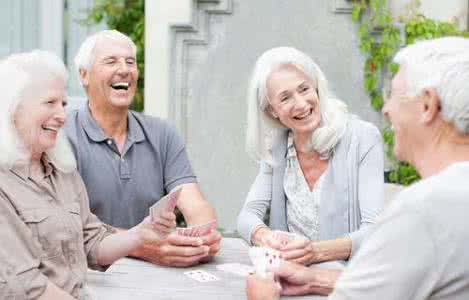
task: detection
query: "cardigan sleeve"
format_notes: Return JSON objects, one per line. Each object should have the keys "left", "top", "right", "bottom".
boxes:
{"left": 237, "top": 161, "right": 273, "bottom": 245}
{"left": 349, "top": 122, "right": 385, "bottom": 256}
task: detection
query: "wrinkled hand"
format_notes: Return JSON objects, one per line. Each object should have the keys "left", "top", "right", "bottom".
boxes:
{"left": 198, "top": 229, "right": 222, "bottom": 263}
{"left": 270, "top": 260, "right": 339, "bottom": 296}
{"left": 131, "top": 231, "right": 210, "bottom": 267}
{"left": 269, "top": 260, "right": 313, "bottom": 296}
{"left": 246, "top": 273, "right": 280, "bottom": 300}
{"left": 279, "top": 239, "right": 318, "bottom": 265}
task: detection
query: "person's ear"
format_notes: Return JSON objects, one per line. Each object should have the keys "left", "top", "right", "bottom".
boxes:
{"left": 79, "top": 68, "right": 89, "bottom": 87}
{"left": 421, "top": 88, "right": 440, "bottom": 124}
{"left": 266, "top": 105, "right": 278, "bottom": 119}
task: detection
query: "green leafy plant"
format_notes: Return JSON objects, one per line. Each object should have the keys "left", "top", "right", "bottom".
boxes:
{"left": 351, "top": 0, "right": 468, "bottom": 185}
{"left": 86, "top": 0, "right": 145, "bottom": 111}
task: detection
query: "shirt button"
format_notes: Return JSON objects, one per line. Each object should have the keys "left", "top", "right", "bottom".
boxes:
{"left": 107, "top": 140, "right": 112, "bottom": 145}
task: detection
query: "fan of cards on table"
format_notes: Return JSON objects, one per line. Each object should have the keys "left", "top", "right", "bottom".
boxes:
{"left": 183, "top": 231, "right": 301, "bottom": 283}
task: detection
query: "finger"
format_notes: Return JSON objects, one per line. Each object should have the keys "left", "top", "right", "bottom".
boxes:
{"left": 281, "top": 248, "right": 308, "bottom": 261}
{"left": 161, "top": 244, "right": 210, "bottom": 257}
{"left": 280, "top": 239, "right": 309, "bottom": 251}
{"left": 263, "top": 236, "right": 282, "bottom": 250}
{"left": 290, "top": 255, "right": 312, "bottom": 265}
{"left": 280, "top": 282, "right": 311, "bottom": 296}
{"left": 207, "top": 240, "right": 221, "bottom": 256}
{"left": 160, "top": 211, "right": 176, "bottom": 222}
{"left": 153, "top": 224, "right": 173, "bottom": 234}
{"left": 167, "top": 232, "right": 204, "bottom": 246}
{"left": 153, "top": 219, "right": 176, "bottom": 229}
{"left": 153, "top": 218, "right": 176, "bottom": 229}
{"left": 200, "top": 230, "right": 222, "bottom": 245}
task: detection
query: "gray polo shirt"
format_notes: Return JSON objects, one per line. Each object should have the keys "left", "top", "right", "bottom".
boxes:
{"left": 65, "top": 104, "right": 197, "bottom": 228}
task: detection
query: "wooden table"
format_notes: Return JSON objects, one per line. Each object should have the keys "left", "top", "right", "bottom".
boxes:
{"left": 87, "top": 238, "right": 339, "bottom": 299}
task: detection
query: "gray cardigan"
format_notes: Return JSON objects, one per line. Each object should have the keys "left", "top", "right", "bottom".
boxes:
{"left": 237, "top": 118, "right": 384, "bottom": 256}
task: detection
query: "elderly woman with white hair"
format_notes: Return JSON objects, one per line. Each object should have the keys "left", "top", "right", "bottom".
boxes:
{"left": 237, "top": 47, "right": 384, "bottom": 266}
{"left": 0, "top": 51, "right": 173, "bottom": 299}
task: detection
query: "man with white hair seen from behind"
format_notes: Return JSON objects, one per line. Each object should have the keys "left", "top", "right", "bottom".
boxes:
{"left": 246, "top": 36, "right": 469, "bottom": 300}
{"left": 65, "top": 30, "right": 221, "bottom": 267}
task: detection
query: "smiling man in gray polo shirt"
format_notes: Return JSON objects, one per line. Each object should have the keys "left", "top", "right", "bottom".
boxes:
{"left": 65, "top": 30, "right": 221, "bottom": 267}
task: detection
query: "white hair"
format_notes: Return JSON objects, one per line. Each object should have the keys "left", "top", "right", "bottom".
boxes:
{"left": 0, "top": 50, "right": 76, "bottom": 173}
{"left": 74, "top": 29, "right": 137, "bottom": 74}
{"left": 394, "top": 37, "right": 469, "bottom": 134}
{"left": 246, "top": 47, "right": 349, "bottom": 164}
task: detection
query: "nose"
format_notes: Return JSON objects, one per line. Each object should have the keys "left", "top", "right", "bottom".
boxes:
{"left": 293, "top": 92, "right": 310, "bottom": 110}
{"left": 117, "top": 59, "right": 129, "bottom": 74}
{"left": 55, "top": 103, "right": 66, "bottom": 126}
{"left": 381, "top": 101, "right": 389, "bottom": 118}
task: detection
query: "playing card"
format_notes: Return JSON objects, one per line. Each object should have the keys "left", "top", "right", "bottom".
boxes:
{"left": 149, "top": 188, "right": 182, "bottom": 222}
{"left": 176, "top": 220, "right": 217, "bottom": 237}
{"left": 216, "top": 263, "right": 254, "bottom": 277}
{"left": 248, "top": 247, "right": 282, "bottom": 278}
{"left": 184, "top": 270, "right": 220, "bottom": 282}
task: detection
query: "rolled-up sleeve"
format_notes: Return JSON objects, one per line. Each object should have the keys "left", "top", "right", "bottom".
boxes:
{"left": 237, "top": 161, "right": 273, "bottom": 244}
{"left": 349, "top": 125, "right": 385, "bottom": 256}
{"left": 75, "top": 177, "right": 116, "bottom": 271}
{"left": 0, "top": 191, "right": 48, "bottom": 299}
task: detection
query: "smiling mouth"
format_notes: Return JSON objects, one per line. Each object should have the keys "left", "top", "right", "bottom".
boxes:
{"left": 111, "top": 82, "right": 130, "bottom": 91}
{"left": 41, "top": 125, "right": 59, "bottom": 132}
{"left": 294, "top": 108, "right": 313, "bottom": 120}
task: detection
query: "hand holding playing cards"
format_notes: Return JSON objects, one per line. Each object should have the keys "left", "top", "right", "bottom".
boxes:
{"left": 132, "top": 231, "right": 211, "bottom": 267}
{"left": 279, "top": 239, "right": 317, "bottom": 265}
{"left": 246, "top": 272, "right": 280, "bottom": 300}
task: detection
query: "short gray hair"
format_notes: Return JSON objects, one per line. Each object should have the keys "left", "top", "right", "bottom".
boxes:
{"left": 394, "top": 37, "right": 469, "bottom": 134}
{"left": 74, "top": 29, "right": 137, "bottom": 74}
{"left": 0, "top": 50, "right": 76, "bottom": 172}
{"left": 246, "top": 47, "right": 349, "bottom": 164}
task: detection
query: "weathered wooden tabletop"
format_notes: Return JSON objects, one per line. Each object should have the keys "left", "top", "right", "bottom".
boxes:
{"left": 87, "top": 238, "right": 333, "bottom": 300}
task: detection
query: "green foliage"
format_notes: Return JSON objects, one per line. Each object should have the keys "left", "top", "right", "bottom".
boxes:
{"left": 351, "top": 0, "right": 468, "bottom": 185}
{"left": 405, "top": 15, "right": 466, "bottom": 45}
{"left": 86, "top": 0, "right": 145, "bottom": 112}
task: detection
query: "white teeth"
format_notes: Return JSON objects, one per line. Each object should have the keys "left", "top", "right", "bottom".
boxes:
{"left": 295, "top": 110, "right": 312, "bottom": 119}
{"left": 111, "top": 82, "right": 130, "bottom": 89}
{"left": 42, "top": 125, "right": 59, "bottom": 132}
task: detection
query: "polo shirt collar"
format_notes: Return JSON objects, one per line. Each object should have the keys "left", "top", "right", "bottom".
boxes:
{"left": 79, "top": 104, "right": 108, "bottom": 142}
{"left": 127, "top": 111, "right": 145, "bottom": 143}
{"left": 79, "top": 103, "right": 145, "bottom": 144}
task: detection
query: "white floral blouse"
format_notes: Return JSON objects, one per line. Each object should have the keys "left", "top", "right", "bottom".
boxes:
{"left": 284, "top": 131, "right": 328, "bottom": 241}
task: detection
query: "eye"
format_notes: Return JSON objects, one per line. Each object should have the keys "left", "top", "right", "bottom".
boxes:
{"left": 299, "top": 85, "right": 310, "bottom": 93}
{"left": 104, "top": 58, "right": 116, "bottom": 65}
{"left": 62, "top": 100, "right": 68, "bottom": 107}
{"left": 126, "top": 59, "right": 136, "bottom": 65}
{"left": 280, "top": 94, "right": 291, "bottom": 102}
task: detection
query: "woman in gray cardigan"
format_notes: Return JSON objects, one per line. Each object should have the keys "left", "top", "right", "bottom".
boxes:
{"left": 237, "top": 47, "right": 384, "bottom": 265}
